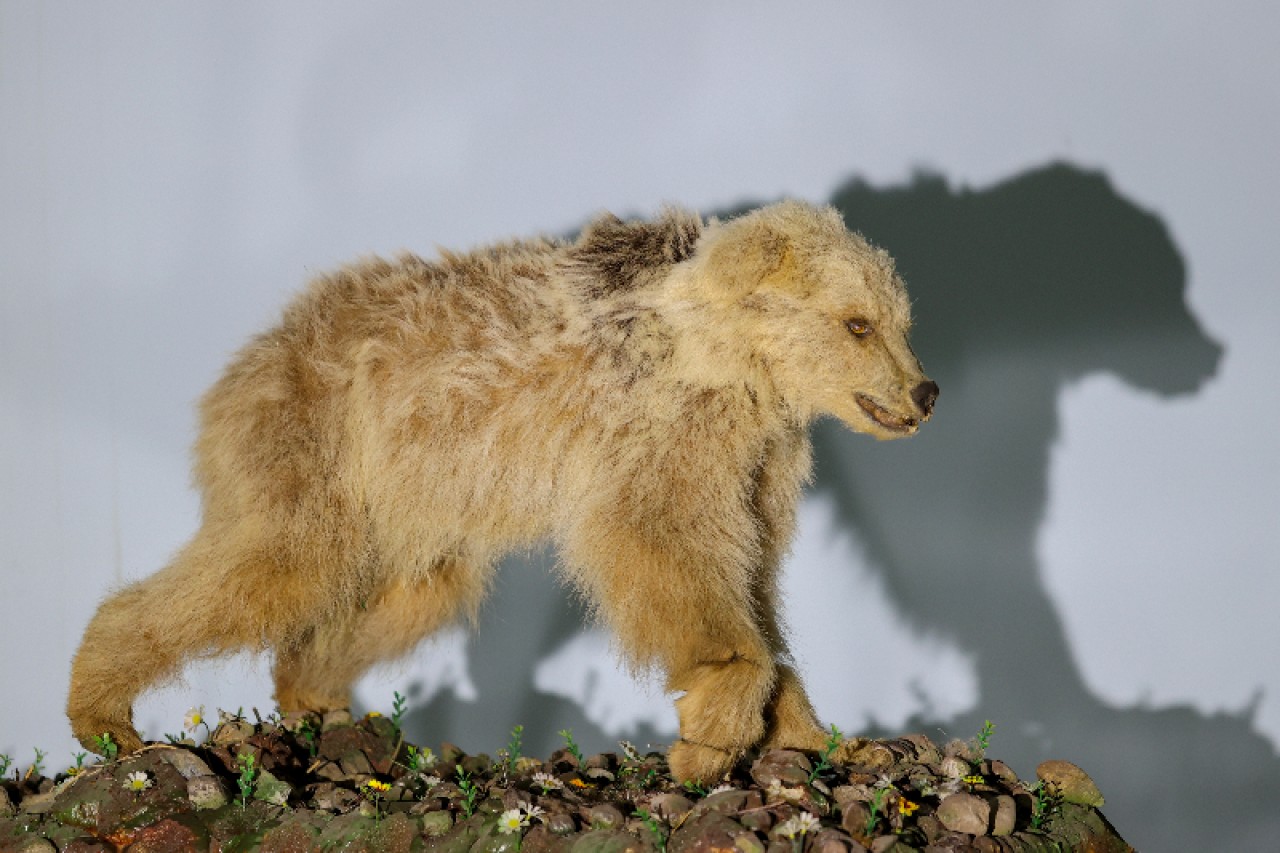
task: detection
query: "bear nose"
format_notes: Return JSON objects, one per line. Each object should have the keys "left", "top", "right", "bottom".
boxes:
{"left": 912, "top": 380, "right": 939, "bottom": 417}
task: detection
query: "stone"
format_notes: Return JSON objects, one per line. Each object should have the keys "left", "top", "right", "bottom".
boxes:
{"left": 253, "top": 769, "right": 292, "bottom": 806}
{"left": 338, "top": 750, "right": 375, "bottom": 777}
{"left": 584, "top": 803, "right": 626, "bottom": 830}
{"left": 990, "top": 795, "right": 1016, "bottom": 836}
{"left": 422, "top": 809, "right": 455, "bottom": 836}
{"left": 62, "top": 841, "right": 112, "bottom": 853}
{"left": 14, "top": 838, "right": 57, "bottom": 853}
{"left": 261, "top": 819, "right": 320, "bottom": 853}
{"left": 688, "top": 788, "right": 749, "bottom": 819}
{"left": 839, "top": 800, "right": 872, "bottom": 840}
{"left": 1036, "top": 760, "right": 1104, "bottom": 807}
{"left": 750, "top": 750, "right": 813, "bottom": 789}
{"left": 899, "top": 734, "right": 943, "bottom": 765}
{"left": 186, "top": 775, "right": 228, "bottom": 810}
{"left": 313, "top": 760, "right": 346, "bottom": 781}
{"left": 733, "top": 834, "right": 766, "bottom": 853}
{"left": 669, "top": 812, "right": 747, "bottom": 853}
{"left": 812, "top": 828, "right": 853, "bottom": 853}
{"left": 154, "top": 747, "right": 214, "bottom": 780}
{"left": 935, "top": 792, "right": 990, "bottom": 835}
{"left": 870, "top": 838, "right": 913, "bottom": 853}
{"left": 20, "top": 790, "right": 57, "bottom": 814}
{"left": 939, "top": 756, "right": 970, "bottom": 781}
{"left": 321, "top": 709, "right": 354, "bottom": 730}
{"left": 647, "top": 793, "right": 693, "bottom": 824}
{"left": 123, "top": 816, "right": 200, "bottom": 852}
{"left": 570, "top": 828, "right": 652, "bottom": 853}
{"left": 545, "top": 811, "right": 579, "bottom": 836}
{"left": 210, "top": 720, "right": 254, "bottom": 746}
{"left": 987, "top": 761, "right": 1019, "bottom": 786}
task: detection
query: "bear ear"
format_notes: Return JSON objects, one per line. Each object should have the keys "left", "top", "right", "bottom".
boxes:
{"left": 694, "top": 218, "right": 793, "bottom": 297}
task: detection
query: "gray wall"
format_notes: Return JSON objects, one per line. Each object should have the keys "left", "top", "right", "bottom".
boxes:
{"left": 2, "top": 3, "right": 1277, "bottom": 850}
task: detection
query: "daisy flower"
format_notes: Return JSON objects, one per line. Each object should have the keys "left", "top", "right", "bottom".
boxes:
{"left": 124, "top": 771, "right": 152, "bottom": 792}
{"left": 497, "top": 808, "right": 529, "bottom": 834}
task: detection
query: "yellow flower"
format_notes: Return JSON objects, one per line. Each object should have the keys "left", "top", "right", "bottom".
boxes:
{"left": 899, "top": 799, "right": 920, "bottom": 816}
{"left": 364, "top": 779, "right": 391, "bottom": 793}
{"left": 569, "top": 777, "right": 591, "bottom": 788}
{"left": 963, "top": 774, "right": 984, "bottom": 786}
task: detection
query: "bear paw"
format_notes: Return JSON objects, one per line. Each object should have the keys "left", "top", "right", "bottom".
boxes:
{"left": 667, "top": 738, "right": 737, "bottom": 785}
{"left": 71, "top": 717, "right": 145, "bottom": 758}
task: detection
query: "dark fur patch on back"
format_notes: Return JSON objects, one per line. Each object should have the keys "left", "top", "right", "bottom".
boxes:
{"left": 570, "top": 209, "right": 702, "bottom": 298}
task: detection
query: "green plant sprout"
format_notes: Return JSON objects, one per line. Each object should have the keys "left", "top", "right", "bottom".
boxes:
{"left": 236, "top": 753, "right": 258, "bottom": 809}
{"left": 865, "top": 786, "right": 889, "bottom": 836}
{"left": 296, "top": 717, "right": 320, "bottom": 758}
{"left": 92, "top": 732, "right": 118, "bottom": 762}
{"left": 0, "top": 754, "right": 11, "bottom": 779}
{"left": 497, "top": 724, "right": 525, "bottom": 781}
{"left": 557, "top": 729, "right": 584, "bottom": 765}
{"left": 634, "top": 808, "right": 667, "bottom": 852}
{"left": 682, "top": 779, "right": 709, "bottom": 797}
{"left": 807, "top": 724, "right": 843, "bottom": 782}
{"left": 973, "top": 720, "right": 995, "bottom": 760}
{"left": 391, "top": 691, "right": 408, "bottom": 733}
{"left": 28, "top": 747, "right": 47, "bottom": 779}
{"left": 69, "top": 751, "right": 88, "bottom": 776}
{"left": 455, "top": 764, "right": 480, "bottom": 817}
{"left": 1028, "top": 780, "right": 1062, "bottom": 832}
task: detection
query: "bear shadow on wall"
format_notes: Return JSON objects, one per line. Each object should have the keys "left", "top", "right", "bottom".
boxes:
{"left": 819, "top": 164, "right": 1280, "bottom": 850}
{"left": 399, "top": 163, "right": 1277, "bottom": 848}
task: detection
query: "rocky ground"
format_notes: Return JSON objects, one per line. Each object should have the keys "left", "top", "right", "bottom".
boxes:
{"left": 1, "top": 711, "right": 1132, "bottom": 852}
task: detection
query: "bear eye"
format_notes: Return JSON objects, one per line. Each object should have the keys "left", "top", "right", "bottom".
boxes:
{"left": 845, "top": 319, "right": 873, "bottom": 338}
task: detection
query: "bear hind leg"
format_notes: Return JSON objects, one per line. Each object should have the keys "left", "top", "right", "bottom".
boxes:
{"left": 67, "top": 529, "right": 283, "bottom": 755}
{"left": 273, "top": 559, "right": 485, "bottom": 715}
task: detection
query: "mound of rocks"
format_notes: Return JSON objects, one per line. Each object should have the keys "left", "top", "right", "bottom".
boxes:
{"left": 0, "top": 712, "right": 1131, "bottom": 852}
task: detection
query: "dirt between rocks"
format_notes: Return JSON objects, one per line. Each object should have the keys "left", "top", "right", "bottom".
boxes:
{"left": 0, "top": 711, "right": 1132, "bottom": 853}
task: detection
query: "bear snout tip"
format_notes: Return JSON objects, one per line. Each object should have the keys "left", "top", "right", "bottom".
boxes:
{"left": 912, "top": 380, "right": 939, "bottom": 417}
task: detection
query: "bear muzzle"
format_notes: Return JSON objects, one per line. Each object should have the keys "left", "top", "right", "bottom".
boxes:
{"left": 912, "top": 379, "right": 939, "bottom": 418}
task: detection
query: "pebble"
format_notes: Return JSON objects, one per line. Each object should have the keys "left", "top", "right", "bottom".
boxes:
{"left": 990, "top": 794, "right": 1016, "bottom": 836}
{"left": 935, "top": 792, "right": 990, "bottom": 835}
{"left": 186, "top": 774, "right": 228, "bottom": 810}
{"left": 321, "top": 709, "right": 354, "bottom": 730}
{"left": 750, "top": 749, "right": 812, "bottom": 788}
{"left": 1036, "top": 759, "right": 1104, "bottom": 807}
{"left": 157, "top": 746, "right": 214, "bottom": 779}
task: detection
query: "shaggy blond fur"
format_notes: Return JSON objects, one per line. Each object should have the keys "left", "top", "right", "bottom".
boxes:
{"left": 67, "top": 201, "right": 937, "bottom": 781}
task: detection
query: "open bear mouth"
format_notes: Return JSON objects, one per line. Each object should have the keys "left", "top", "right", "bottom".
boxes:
{"left": 855, "top": 393, "right": 918, "bottom": 433}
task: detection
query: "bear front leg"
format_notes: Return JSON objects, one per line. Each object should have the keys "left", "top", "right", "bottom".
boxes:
{"left": 564, "top": 521, "right": 776, "bottom": 784}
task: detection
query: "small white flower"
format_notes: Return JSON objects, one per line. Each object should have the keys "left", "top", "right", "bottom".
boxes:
{"left": 523, "top": 804, "right": 545, "bottom": 822}
{"left": 532, "top": 771, "right": 564, "bottom": 791}
{"left": 873, "top": 773, "right": 896, "bottom": 790}
{"left": 709, "top": 783, "right": 734, "bottom": 795}
{"left": 421, "top": 774, "right": 443, "bottom": 788}
{"left": 497, "top": 808, "right": 529, "bottom": 834}
{"left": 776, "top": 812, "right": 821, "bottom": 840}
{"left": 124, "top": 771, "right": 152, "bottom": 792}
{"left": 183, "top": 706, "right": 205, "bottom": 732}
{"left": 412, "top": 746, "right": 438, "bottom": 771}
